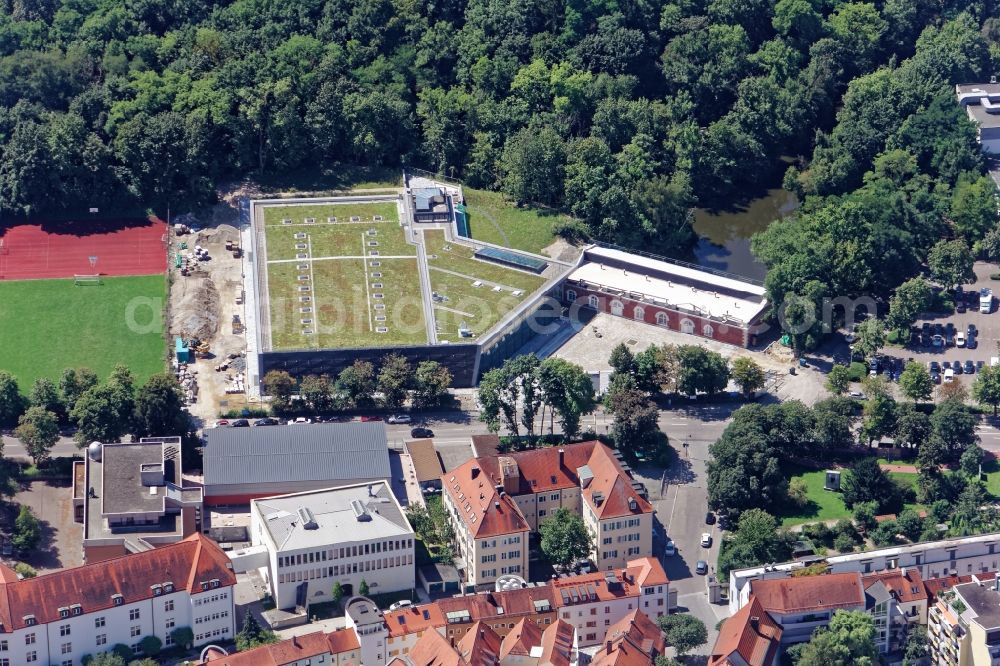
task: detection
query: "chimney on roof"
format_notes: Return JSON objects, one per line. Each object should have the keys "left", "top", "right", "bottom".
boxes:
{"left": 606, "top": 641, "right": 612, "bottom": 654}
{"left": 472, "top": 467, "right": 480, "bottom": 480}
{"left": 558, "top": 448, "right": 565, "bottom": 468}
{"left": 495, "top": 501, "right": 500, "bottom": 509}
{"left": 293, "top": 635, "right": 300, "bottom": 648}
{"left": 750, "top": 616, "right": 760, "bottom": 630}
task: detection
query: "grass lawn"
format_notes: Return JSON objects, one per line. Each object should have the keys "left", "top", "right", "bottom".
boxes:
{"left": 779, "top": 467, "right": 925, "bottom": 527}
{"left": 779, "top": 469, "right": 852, "bottom": 527}
{"left": 463, "top": 187, "right": 570, "bottom": 255}
{"left": 262, "top": 201, "right": 427, "bottom": 349}
{"left": 422, "top": 230, "right": 545, "bottom": 339}
{"left": 0, "top": 275, "right": 167, "bottom": 389}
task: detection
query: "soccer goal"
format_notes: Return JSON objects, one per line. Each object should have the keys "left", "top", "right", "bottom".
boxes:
{"left": 74, "top": 274, "right": 102, "bottom": 286}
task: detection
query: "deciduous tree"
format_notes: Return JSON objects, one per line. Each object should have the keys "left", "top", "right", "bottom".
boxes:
{"left": 539, "top": 507, "right": 593, "bottom": 568}
{"left": 15, "top": 406, "right": 59, "bottom": 465}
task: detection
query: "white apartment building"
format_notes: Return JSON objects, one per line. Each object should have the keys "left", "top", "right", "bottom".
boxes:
{"left": 442, "top": 442, "right": 652, "bottom": 589}
{"left": 729, "top": 531, "right": 1000, "bottom": 615}
{"left": 244, "top": 482, "right": 415, "bottom": 611}
{"left": 0, "top": 533, "right": 235, "bottom": 666}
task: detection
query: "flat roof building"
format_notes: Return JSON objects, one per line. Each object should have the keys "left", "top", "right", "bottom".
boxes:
{"left": 203, "top": 422, "right": 391, "bottom": 505}
{"left": 246, "top": 482, "right": 415, "bottom": 611}
{"left": 75, "top": 437, "right": 203, "bottom": 563}
{"left": 957, "top": 83, "right": 1000, "bottom": 154}
{"left": 562, "top": 245, "right": 770, "bottom": 347}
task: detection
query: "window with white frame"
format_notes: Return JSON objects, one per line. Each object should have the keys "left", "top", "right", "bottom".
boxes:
{"left": 633, "top": 306, "right": 644, "bottom": 320}
{"left": 656, "top": 312, "right": 667, "bottom": 326}
{"left": 96, "top": 635, "right": 107, "bottom": 646}
{"left": 566, "top": 289, "right": 577, "bottom": 302}
{"left": 588, "top": 295, "right": 599, "bottom": 309}
{"left": 610, "top": 300, "right": 623, "bottom": 316}
{"left": 703, "top": 323, "right": 713, "bottom": 337}
{"left": 680, "top": 318, "right": 694, "bottom": 334}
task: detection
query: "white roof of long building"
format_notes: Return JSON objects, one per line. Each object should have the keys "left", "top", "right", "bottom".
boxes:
{"left": 254, "top": 481, "right": 413, "bottom": 551}
{"left": 568, "top": 246, "right": 769, "bottom": 325}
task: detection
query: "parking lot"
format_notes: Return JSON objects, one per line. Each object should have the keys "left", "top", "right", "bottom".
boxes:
{"left": 890, "top": 263, "right": 1000, "bottom": 388}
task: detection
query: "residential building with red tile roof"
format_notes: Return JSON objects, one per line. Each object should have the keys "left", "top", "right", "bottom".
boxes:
{"left": 553, "top": 559, "right": 670, "bottom": 646}
{"left": 389, "top": 615, "right": 578, "bottom": 666}
{"left": 442, "top": 442, "right": 653, "bottom": 589}
{"left": 0, "top": 533, "right": 235, "bottom": 666}
{"left": 861, "top": 567, "right": 928, "bottom": 653}
{"left": 708, "top": 597, "right": 782, "bottom": 666}
{"left": 200, "top": 627, "right": 361, "bottom": 666}
{"left": 457, "top": 622, "right": 503, "bottom": 666}
{"left": 748, "top": 572, "right": 865, "bottom": 644}
{"left": 590, "top": 610, "right": 665, "bottom": 666}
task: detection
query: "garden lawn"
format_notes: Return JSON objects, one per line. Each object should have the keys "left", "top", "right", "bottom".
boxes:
{"left": 0, "top": 275, "right": 166, "bottom": 389}
{"left": 779, "top": 469, "right": 852, "bottom": 527}
{"left": 780, "top": 467, "right": 924, "bottom": 527}
{"left": 463, "top": 187, "right": 570, "bottom": 254}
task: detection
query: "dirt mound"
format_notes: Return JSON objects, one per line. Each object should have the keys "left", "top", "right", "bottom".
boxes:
{"left": 197, "top": 224, "right": 239, "bottom": 246}
{"left": 171, "top": 277, "right": 220, "bottom": 341}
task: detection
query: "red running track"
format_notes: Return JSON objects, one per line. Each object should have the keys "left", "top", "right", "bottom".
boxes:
{"left": 0, "top": 218, "right": 168, "bottom": 280}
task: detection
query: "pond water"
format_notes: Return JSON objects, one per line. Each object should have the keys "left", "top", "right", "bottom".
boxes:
{"left": 691, "top": 188, "right": 799, "bottom": 282}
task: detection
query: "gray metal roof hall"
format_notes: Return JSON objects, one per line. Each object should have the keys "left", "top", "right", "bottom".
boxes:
{"left": 202, "top": 422, "right": 391, "bottom": 503}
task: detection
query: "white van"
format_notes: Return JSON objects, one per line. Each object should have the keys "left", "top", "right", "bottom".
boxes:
{"left": 944, "top": 368, "right": 955, "bottom": 383}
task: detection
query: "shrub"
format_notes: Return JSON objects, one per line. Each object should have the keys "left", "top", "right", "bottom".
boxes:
{"left": 169, "top": 626, "right": 194, "bottom": 649}
{"left": 139, "top": 635, "right": 162, "bottom": 657}
{"left": 13, "top": 562, "right": 36, "bottom": 578}
{"left": 833, "top": 533, "right": 856, "bottom": 552}
{"left": 788, "top": 478, "right": 809, "bottom": 509}
{"left": 553, "top": 219, "right": 591, "bottom": 244}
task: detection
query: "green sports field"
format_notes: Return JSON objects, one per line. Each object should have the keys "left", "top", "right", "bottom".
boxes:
{"left": 262, "top": 201, "right": 428, "bottom": 349}
{"left": 0, "top": 275, "right": 167, "bottom": 389}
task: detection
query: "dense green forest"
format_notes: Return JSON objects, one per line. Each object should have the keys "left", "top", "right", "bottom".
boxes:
{"left": 0, "top": 0, "right": 997, "bottom": 261}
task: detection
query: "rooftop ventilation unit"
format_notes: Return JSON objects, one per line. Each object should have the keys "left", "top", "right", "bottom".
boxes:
{"left": 352, "top": 499, "right": 372, "bottom": 522}
{"left": 297, "top": 506, "right": 318, "bottom": 530}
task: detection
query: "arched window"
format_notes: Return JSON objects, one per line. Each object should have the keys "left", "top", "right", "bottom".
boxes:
{"left": 703, "top": 324, "right": 714, "bottom": 338}
{"left": 656, "top": 312, "right": 668, "bottom": 326}
{"left": 588, "top": 295, "right": 600, "bottom": 309}
{"left": 565, "top": 289, "right": 577, "bottom": 302}
{"left": 611, "top": 300, "right": 624, "bottom": 316}
{"left": 680, "top": 318, "right": 694, "bottom": 334}
{"left": 634, "top": 306, "right": 645, "bottom": 321}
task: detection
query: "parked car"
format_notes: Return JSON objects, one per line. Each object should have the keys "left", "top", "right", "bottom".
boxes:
{"left": 965, "top": 360, "right": 976, "bottom": 374}
{"left": 288, "top": 417, "right": 312, "bottom": 424}
{"left": 957, "top": 300, "right": 967, "bottom": 313}
{"left": 932, "top": 335, "right": 944, "bottom": 348}
{"left": 410, "top": 427, "right": 434, "bottom": 438}
{"left": 695, "top": 560, "right": 708, "bottom": 575}
{"left": 953, "top": 362, "right": 963, "bottom": 375}
{"left": 1, "top": 541, "right": 12, "bottom": 557}
{"left": 664, "top": 540, "right": 676, "bottom": 557}
{"left": 360, "top": 415, "right": 383, "bottom": 422}
{"left": 968, "top": 335, "right": 978, "bottom": 349}
{"left": 700, "top": 533, "right": 713, "bottom": 548}
{"left": 931, "top": 372, "right": 941, "bottom": 384}
{"left": 978, "top": 360, "right": 986, "bottom": 371}
{"left": 957, "top": 332, "right": 966, "bottom": 347}
{"left": 387, "top": 414, "right": 412, "bottom": 424}
{"left": 230, "top": 419, "right": 250, "bottom": 427}
{"left": 929, "top": 361, "right": 941, "bottom": 372}
{"left": 389, "top": 600, "right": 413, "bottom": 611}
{"left": 214, "top": 419, "right": 229, "bottom": 427}
{"left": 943, "top": 361, "right": 952, "bottom": 369}
{"left": 969, "top": 324, "right": 978, "bottom": 336}
{"left": 253, "top": 417, "right": 279, "bottom": 426}
{"left": 944, "top": 368, "right": 955, "bottom": 383}
{"left": 849, "top": 391, "right": 866, "bottom": 399}
{"left": 705, "top": 512, "right": 716, "bottom": 525}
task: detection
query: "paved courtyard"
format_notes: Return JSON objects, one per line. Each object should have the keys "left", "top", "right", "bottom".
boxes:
{"left": 10, "top": 480, "right": 83, "bottom": 571}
